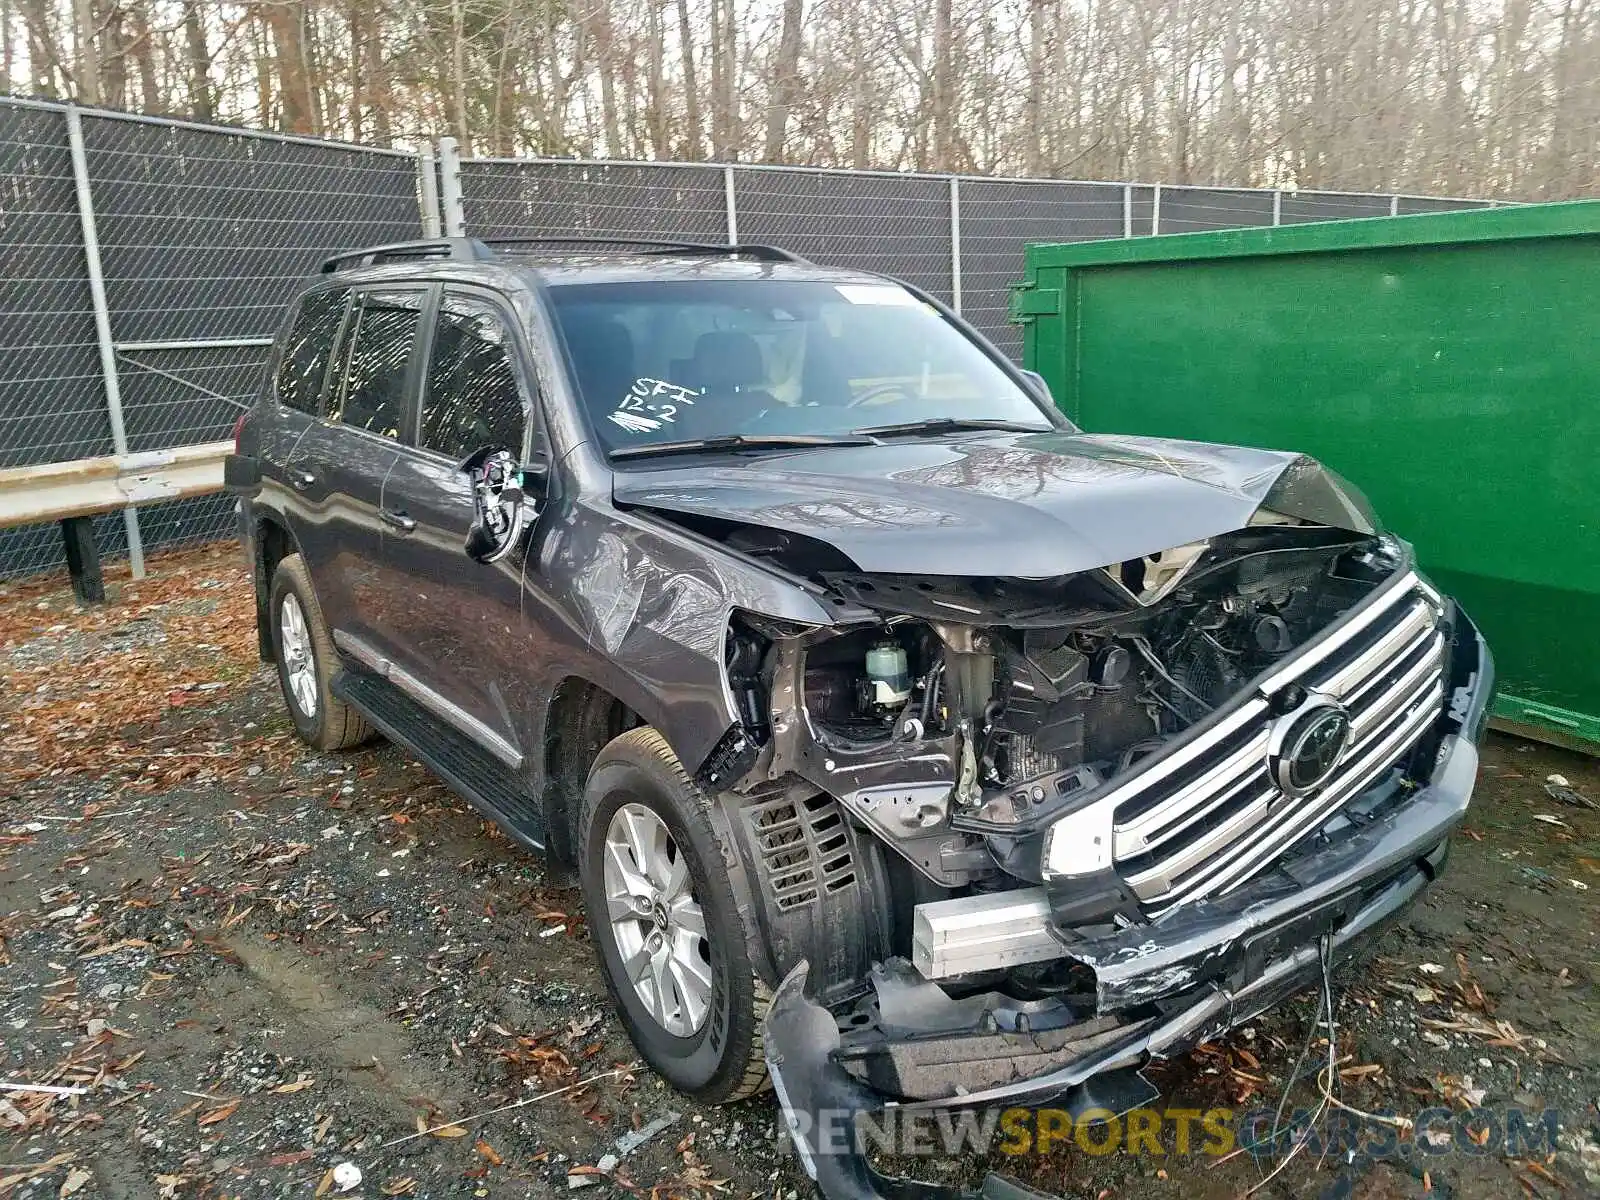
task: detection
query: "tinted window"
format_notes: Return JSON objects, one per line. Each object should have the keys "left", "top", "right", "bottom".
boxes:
{"left": 419, "top": 292, "right": 527, "bottom": 460}
{"left": 547, "top": 279, "right": 1050, "bottom": 451}
{"left": 275, "top": 288, "right": 346, "bottom": 414}
{"left": 328, "top": 290, "right": 424, "bottom": 438}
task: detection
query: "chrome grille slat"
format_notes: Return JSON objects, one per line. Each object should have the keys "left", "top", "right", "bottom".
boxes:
{"left": 1141, "top": 693, "right": 1442, "bottom": 913}
{"left": 1123, "top": 768, "right": 1269, "bottom": 859}
{"left": 1115, "top": 730, "right": 1270, "bottom": 852}
{"left": 1161, "top": 690, "right": 1443, "bottom": 909}
{"left": 1111, "top": 580, "right": 1447, "bottom": 911}
{"left": 1316, "top": 600, "right": 1435, "bottom": 700}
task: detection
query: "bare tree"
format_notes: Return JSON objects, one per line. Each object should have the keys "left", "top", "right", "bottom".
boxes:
{"left": 4, "top": 0, "right": 1598, "bottom": 198}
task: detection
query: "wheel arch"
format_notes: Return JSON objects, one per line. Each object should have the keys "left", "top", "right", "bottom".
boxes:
{"left": 539, "top": 674, "right": 643, "bottom": 871}
{"left": 251, "top": 511, "right": 303, "bottom": 661}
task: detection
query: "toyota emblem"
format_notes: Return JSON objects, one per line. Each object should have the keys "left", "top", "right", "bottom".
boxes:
{"left": 1268, "top": 694, "right": 1351, "bottom": 797}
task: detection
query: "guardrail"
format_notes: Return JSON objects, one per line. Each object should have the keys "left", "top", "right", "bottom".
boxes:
{"left": 0, "top": 440, "right": 231, "bottom": 601}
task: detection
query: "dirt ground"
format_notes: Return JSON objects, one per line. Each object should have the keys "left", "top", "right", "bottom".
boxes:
{"left": 2, "top": 545, "right": 1597, "bottom": 1200}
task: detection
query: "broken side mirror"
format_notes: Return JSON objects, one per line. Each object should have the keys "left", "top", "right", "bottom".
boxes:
{"left": 458, "top": 445, "right": 547, "bottom": 564}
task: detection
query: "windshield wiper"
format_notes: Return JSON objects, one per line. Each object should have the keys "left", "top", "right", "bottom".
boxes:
{"left": 609, "top": 433, "right": 877, "bottom": 461}
{"left": 849, "top": 417, "right": 1053, "bottom": 438}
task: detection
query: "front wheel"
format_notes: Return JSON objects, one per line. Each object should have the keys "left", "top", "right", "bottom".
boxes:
{"left": 578, "top": 727, "right": 768, "bottom": 1103}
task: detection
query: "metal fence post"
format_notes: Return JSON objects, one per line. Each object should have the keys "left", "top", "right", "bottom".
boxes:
{"left": 724, "top": 166, "right": 739, "bottom": 245}
{"left": 1151, "top": 183, "right": 1162, "bottom": 236}
{"left": 1389, "top": 195, "right": 1400, "bottom": 217}
{"left": 418, "top": 146, "right": 443, "bottom": 238}
{"left": 1122, "top": 184, "right": 1134, "bottom": 238}
{"left": 1272, "top": 189, "right": 1283, "bottom": 226}
{"left": 437, "top": 137, "right": 466, "bottom": 236}
{"left": 949, "top": 176, "right": 963, "bottom": 314}
{"left": 65, "top": 103, "right": 145, "bottom": 580}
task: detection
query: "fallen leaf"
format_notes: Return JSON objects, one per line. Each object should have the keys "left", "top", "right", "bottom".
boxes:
{"left": 430, "top": 1123, "right": 469, "bottom": 1138}
{"left": 197, "top": 1100, "right": 239, "bottom": 1125}
{"left": 271, "top": 1079, "right": 315, "bottom": 1094}
{"left": 474, "top": 1139, "right": 503, "bottom": 1166}
{"left": 59, "top": 1166, "right": 93, "bottom": 1197}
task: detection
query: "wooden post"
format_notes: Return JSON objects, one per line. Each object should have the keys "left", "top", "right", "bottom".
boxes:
{"left": 60, "top": 516, "right": 105, "bottom": 603}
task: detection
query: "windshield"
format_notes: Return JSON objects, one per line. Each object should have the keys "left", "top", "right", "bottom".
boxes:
{"left": 547, "top": 279, "right": 1055, "bottom": 453}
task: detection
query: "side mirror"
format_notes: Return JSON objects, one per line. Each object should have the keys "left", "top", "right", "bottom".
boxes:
{"left": 1020, "top": 369, "right": 1054, "bottom": 405}
{"left": 458, "top": 445, "right": 545, "bottom": 564}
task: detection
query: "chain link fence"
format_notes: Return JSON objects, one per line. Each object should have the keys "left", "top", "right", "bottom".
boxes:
{"left": 460, "top": 162, "right": 1492, "bottom": 360}
{"left": 1, "top": 96, "right": 1494, "bottom": 580}
{"left": 0, "top": 96, "right": 425, "bottom": 578}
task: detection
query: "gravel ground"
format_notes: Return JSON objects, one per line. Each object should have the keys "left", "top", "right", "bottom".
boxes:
{"left": 2, "top": 546, "right": 1597, "bottom": 1200}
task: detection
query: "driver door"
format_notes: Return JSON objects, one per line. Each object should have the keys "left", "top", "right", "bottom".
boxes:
{"left": 377, "top": 286, "right": 539, "bottom": 764}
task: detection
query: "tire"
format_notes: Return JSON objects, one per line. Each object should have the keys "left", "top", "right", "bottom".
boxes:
{"left": 267, "top": 553, "right": 373, "bottom": 752}
{"left": 578, "top": 727, "right": 769, "bottom": 1103}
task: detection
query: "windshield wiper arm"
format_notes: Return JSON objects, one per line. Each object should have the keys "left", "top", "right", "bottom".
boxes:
{"left": 849, "top": 417, "right": 1052, "bottom": 438}
{"left": 609, "top": 433, "right": 877, "bottom": 461}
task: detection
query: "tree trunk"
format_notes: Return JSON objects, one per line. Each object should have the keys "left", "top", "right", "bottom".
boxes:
{"left": 450, "top": 0, "right": 469, "bottom": 150}
{"left": 931, "top": 0, "right": 952, "bottom": 169}
{"left": 762, "top": 0, "right": 803, "bottom": 162}
{"left": 182, "top": 0, "right": 212, "bottom": 120}
{"left": 73, "top": 0, "right": 98, "bottom": 103}
{"left": 128, "top": 3, "right": 161, "bottom": 112}
{"left": 364, "top": 15, "right": 389, "bottom": 146}
{"left": 258, "top": 1, "right": 315, "bottom": 133}
{"left": 347, "top": 0, "right": 363, "bottom": 140}
{"left": 1024, "top": 0, "right": 1046, "bottom": 174}
{"left": 676, "top": 0, "right": 702, "bottom": 157}
{"left": 589, "top": 0, "right": 622, "bottom": 157}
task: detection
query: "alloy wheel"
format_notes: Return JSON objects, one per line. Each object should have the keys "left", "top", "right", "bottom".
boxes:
{"left": 601, "top": 802, "right": 713, "bottom": 1037}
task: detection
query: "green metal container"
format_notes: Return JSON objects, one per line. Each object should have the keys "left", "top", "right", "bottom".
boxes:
{"left": 1011, "top": 200, "right": 1600, "bottom": 751}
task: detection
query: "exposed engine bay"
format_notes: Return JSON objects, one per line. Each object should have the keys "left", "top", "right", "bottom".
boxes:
{"left": 631, "top": 506, "right": 1448, "bottom": 1020}
{"left": 606, "top": 431, "right": 1488, "bottom": 1154}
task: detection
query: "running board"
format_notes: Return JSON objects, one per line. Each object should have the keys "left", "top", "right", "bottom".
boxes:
{"left": 333, "top": 669, "right": 546, "bottom": 852}
{"left": 912, "top": 888, "right": 1064, "bottom": 980}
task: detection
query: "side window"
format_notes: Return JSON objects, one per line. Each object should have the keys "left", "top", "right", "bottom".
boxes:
{"left": 328, "top": 289, "right": 424, "bottom": 438}
{"left": 275, "top": 288, "right": 346, "bottom": 414}
{"left": 419, "top": 292, "right": 528, "bottom": 460}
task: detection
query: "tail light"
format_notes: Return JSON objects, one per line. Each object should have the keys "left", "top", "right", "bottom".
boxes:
{"left": 232, "top": 410, "right": 248, "bottom": 452}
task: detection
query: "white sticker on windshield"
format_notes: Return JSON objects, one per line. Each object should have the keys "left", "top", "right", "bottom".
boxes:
{"left": 834, "top": 284, "right": 919, "bottom": 307}
{"left": 608, "top": 377, "right": 699, "bottom": 434}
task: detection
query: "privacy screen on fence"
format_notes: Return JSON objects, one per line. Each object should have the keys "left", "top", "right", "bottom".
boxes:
{"left": 0, "top": 96, "right": 1491, "bottom": 579}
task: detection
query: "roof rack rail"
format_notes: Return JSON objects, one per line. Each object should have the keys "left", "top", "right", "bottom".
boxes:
{"left": 319, "top": 237, "right": 496, "bottom": 274}
{"left": 479, "top": 237, "right": 811, "bottom": 264}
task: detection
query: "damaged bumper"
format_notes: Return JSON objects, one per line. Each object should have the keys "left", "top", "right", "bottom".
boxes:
{"left": 763, "top": 616, "right": 1492, "bottom": 1200}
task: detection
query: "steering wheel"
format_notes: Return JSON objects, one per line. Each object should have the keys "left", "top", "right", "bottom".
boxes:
{"left": 846, "top": 382, "right": 914, "bottom": 409}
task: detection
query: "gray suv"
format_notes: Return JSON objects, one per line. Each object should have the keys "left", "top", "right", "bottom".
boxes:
{"left": 226, "top": 237, "right": 1493, "bottom": 1200}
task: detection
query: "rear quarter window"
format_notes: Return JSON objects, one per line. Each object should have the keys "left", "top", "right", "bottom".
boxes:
{"left": 275, "top": 288, "right": 347, "bottom": 415}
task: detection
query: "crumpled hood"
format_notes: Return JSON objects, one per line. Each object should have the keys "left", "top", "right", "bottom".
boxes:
{"left": 612, "top": 430, "right": 1376, "bottom": 578}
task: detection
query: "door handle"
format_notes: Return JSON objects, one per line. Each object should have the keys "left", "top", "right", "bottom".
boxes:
{"left": 379, "top": 508, "right": 417, "bottom": 533}
{"left": 289, "top": 469, "right": 316, "bottom": 491}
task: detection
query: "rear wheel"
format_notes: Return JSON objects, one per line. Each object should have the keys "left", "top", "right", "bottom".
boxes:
{"left": 578, "top": 727, "right": 768, "bottom": 1102}
{"left": 267, "top": 553, "right": 372, "bottom": 751}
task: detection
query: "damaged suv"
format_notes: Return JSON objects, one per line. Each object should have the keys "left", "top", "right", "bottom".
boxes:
{"left": 227, "top": 237, "right": 1493, "bottom": 1199}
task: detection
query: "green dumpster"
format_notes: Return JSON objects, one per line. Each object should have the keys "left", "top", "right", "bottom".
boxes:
{"left": 1011, "top": 200, "right": 1600, "bottom": 752}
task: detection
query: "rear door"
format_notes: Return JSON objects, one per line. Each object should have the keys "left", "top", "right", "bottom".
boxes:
{"left": 287, "top": 286, "right": 427, "bottom": 666}
{"left": 378, "top": 286, "right": 534, "bottom": 763}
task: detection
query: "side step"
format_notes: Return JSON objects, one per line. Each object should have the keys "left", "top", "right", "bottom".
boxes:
{"left": 333, "top": 670, "right": 546, "bottom": 851}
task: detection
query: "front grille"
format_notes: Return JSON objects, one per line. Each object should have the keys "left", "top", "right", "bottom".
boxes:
{"left": 1108, "top": 571, "right": 1446, "bottom": 916}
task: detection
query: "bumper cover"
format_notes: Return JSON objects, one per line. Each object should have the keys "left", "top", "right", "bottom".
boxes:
{"left": 763, "top": 615, "right": 1492, "bottom": 1200}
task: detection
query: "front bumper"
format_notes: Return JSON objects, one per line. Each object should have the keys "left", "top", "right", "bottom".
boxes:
{"left": 763, "top": 612, "right": 1492, "bottom": 1200}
